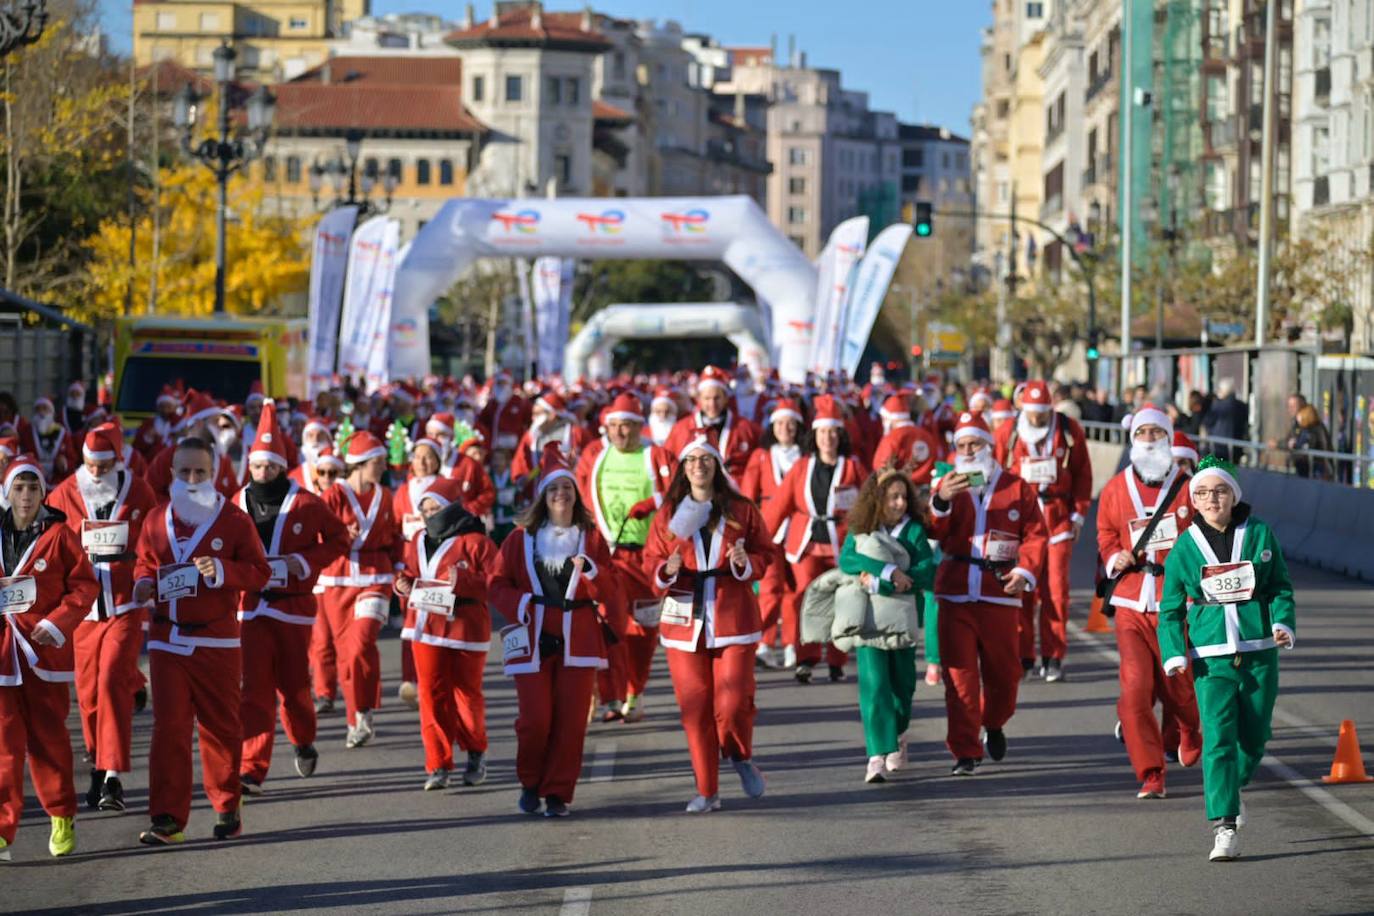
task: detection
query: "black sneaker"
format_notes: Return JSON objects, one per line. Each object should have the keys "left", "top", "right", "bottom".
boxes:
{"left": 133, "top": 687, "right": 147, "bottom": 713}
{"left": 212, "top": 806, "right": 242, "bottom": 840}
{"left": 139, "top": 814, "right": 184, "bottom": 846}
{"left": 794, "top": 663, "right": 814, "bottom": 684}
{"left": 294, "top": 743, "right": 319, "bottom": 778}
{"left": 544, "top": 795, "right": 570, "bottom": 818}
{"left": 984, "top": 727, "right": 1007, "bottom": 762}
{"left": 98, "top": 776, "right": 125, "bottom": 812}
{"left": 1044, "top": 658, "right": 1064, "bottom": 683}
{"left": 828, "top": 665, "right": 846, "bottom": 683}
{"left": 518, "top": 787, "right": 542, "bottom": 815}
{"left": 86, "top": 768, "right": 106, "bottom": 810}
{"left": 951, "top": 757, "right": 979, "bottom": 776}
{"left": 314, "top": 695, "right": 335, "bottom": 715}
{"left": 463, "top": 751, "right": 487, "bottom": 786}
{"left": 240, "top": 774, "right": 264, "bottom": 796}
{"left": 1021, "top": 658, "right": 1036, "bottom": 682}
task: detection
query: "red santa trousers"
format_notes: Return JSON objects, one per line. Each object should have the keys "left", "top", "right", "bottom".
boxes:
{"left": 597, "top": 641, "right": 629, "bottom": 706}
{"left": 412, "top": 642, "right": 487, "bottom": 772}
{"left": 757, "top": 560, "right": 786, "bottom": 646}
{"left": 309, "top": 609, "right": 337, "bottom": 702}
{"left": 148, "top": 647, "right": 242, "bottom": 831}
{"left": 625, "top": 630, "right": 657, "bottom": 699}
{"left": 513, "top": 658, "right": 596, "bottom": 802}
{"left": 666, "top": 642, "right": 757, "bottom": 797}
{"left": 1116, "top": 608, "right": 1203, "bottom": 781}
{"left": 0, "top": 676, "right": 76, "bottom": 845}
{"left": 318, "top": 586, "right": 385, "bottom": 727}
{"left": 239, "top": 616, "right": 317, "bottom": 784}
{"left": 400, "top": 638, "right": 417, "bottom": 684}
{"left": 784, "top": 551, "right": 848, "bottom": 667}
{"left": 939, "top": 600, "right": 1022, "bottom": 760}
{"left": 74, "top": 615, "right": 144, "bottom": 773}
{"left": 1017, "top": 538, "right": 1073, "bottom": 662}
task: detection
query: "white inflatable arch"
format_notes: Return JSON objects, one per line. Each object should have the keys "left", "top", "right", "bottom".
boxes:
{"left": 564, "top": 303, "right": 768, "bottom": 381}
{"left": 388, "top": 196, "right": 817, "bottom": 382}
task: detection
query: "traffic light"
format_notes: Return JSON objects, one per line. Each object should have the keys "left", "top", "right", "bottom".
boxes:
{"left": 1085, "top": 330, "right": 1100, "bottom": 362}
{"left": 910, "top": 344, "right": 923, "bottom": 357}
{"left": 913, "top": 202, "right": 933, "bottom": 237}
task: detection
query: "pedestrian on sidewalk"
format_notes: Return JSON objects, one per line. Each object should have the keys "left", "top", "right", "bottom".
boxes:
{"left": 1158, "top": 455, "right": 1297, "bottom": 862}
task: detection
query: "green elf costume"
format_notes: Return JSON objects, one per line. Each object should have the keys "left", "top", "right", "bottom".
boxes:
{"left": 1157, "top": 455, "right": 1296, "bottom": 862}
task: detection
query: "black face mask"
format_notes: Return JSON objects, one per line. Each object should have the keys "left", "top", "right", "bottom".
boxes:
{"left": 247, "top": 472, "right": 291, "bottom": 503}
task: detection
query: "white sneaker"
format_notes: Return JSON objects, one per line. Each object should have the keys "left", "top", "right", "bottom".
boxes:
{"left": 351, "top": 711, "right": 375, "bottom": 747}
{"left": 782, "top": 645, "right": 798, "bottom": 669}
{"left": 344, "top": 726, "right": 361, "bottom": 749}
{"left": 1236, "top": 799, "right": 1247, "bottom": 829}
{"left": 755, "top": 644, "right": 780, "bottom": 669}
{"left": 865, "top": 756, "right": 887, "bottom": 784}
{"left": 1209, "top": 825, "right": 1239, "bottom": 862}
{"left": 885, "top": 736, "right": 909, "bottom": 773}
{"left": 685, "top": 794, "right": 721, "bottom": 813}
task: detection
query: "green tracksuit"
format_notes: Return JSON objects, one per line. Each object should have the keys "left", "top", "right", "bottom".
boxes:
{"left": 1158, "top": 508, "right": 1296, "bottom": 821}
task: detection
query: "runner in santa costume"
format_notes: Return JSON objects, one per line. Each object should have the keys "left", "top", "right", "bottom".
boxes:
{"left": 290, "top": 443, "right": 343, "bottom": 496}
{"left": 24, "top": 397, "right": 78, "bottom": 485}
{"left": 1158, "top": 456, "right": 1296, "bottom": 862}
{"left": 574, "top": 392, "right": 672, "bottom": 723}
{"left": 739, "top": 398, "right": 805, "bottom": 670}
{"left": 144, "top": 391, "right": 244, "bottom": 500}
{"left": 664, "top": 366, "right": 761, "bottom": 480}
{"left": 418, "top": 419, "right": 497, "bottom": 519}
{"left": 929, "top": 411, "right": 1047, "bottom": 775}
{"left": 131, "top": 437, "right": 271, "bottom": 844}
{"left": 489, "top": 444, "right": 626, "bottom": 818}
{"left": 478, "top": 370, "right": 530, "bottom": 454}
{"left": 396, "top": 477, "right": 499, "bottom": 791}
{"left": 391, "top": 436, "right": 449, "bottom": 708}
{"left": 47, "top": 425, "right": 157, "bottom": 813}
{"left": 234, "top": 401, "right": 349, "bottom": 794}
{"left": 644, "top": 436, "right": 772, "bottom": 813}
{"left": 0, "top": 456, "right": 98, "bottom": 861}
{"left": 762, "top": 395, "right": 870, "bottom": 684}
{"left": 994, "top": 381, "right": 1092, "bottom": 682}
{"left": 317, "top": 431, "right": 401, "bottom": 749}
{"left": 1096, "top": 404, "right": 1202, "bottom": 800}
{"left": 1172, "top": 430, "right": 1199, "bottom": 475}
{"left": 870, "top": 392, "right": 940, "bottom": 486}
{"left": 510, "top": 391, "right": 596, "bottom": 483}
{"left": 646, "top": 386, "right": 680, "bottom": 447}
{"left": 133, "top": 385, "right": 184, "bottom": 460}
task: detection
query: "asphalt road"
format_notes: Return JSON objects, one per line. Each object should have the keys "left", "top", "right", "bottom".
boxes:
{"left": 5, "top": 536, "right": 1374, "bottom": 916}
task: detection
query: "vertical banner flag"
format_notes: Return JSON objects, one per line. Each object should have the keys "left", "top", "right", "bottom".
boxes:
{"left": 516, "top": 258, "right": 536, "bottom": 379}
{"left": 337, "top": 216, "right": 397, "bottom": 383}
{"left": 387, "top": 237, "right": 430, "bottom": 381}
{"left": 306, "top": 205, "right": 358, "bottom": 398}
{"left": 532, "top": 256, "right": 573, "bottom": 376}
{"left": 838, "top": 223, "right": 913, "bottom": 377}
{"left": 363, "top": 232, "right": 405, "bottom": 390}
{"left": 808, "top": 216, "right": 869, "bottom": 375}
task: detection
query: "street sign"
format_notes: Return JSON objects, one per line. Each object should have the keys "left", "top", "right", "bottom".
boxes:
{"left": 927, "top": 322, "right": 968, "bottom": 366}
{"left": 1206, "top": 319, "right": 1247, "bottom": 337}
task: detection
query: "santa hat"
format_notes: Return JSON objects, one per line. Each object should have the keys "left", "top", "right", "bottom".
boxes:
{"left": 313, "top": 445, "right": 344, "bottom": 472}
{"left": 990, "top": 399, "right": 1016, "bottom": 421}
{"left": 811, "top": 394, "right": 844, "bottom": 429}
{"left": 534, "top": 442, "right": 576, "bottom": 497}
{"left": 82, "top": 425, "right": 122, "bottom": 464}
{"left": 177, "top": 389, "right": 228, "bottom": 431}
{"left": 33, "top": 396, "right": 54, "bottom": 413}
{"left": 1125, "top": 403, "right": 1173, "bottom": 440}
{"left": 245, "top": 380, "right": 265, "bottom": 406}
{"left": 676, "top": 435, "right": 726, "bottom": 467}
{"left": 697, "top": 365, "right": 731, "bottom": 394}
{"left": 156, "top": 384, "right": 182, "bottom": 408}
{"left": 605, "top": 392, "right": 645, "bottom": 424}
{"left": 426, "top": 412, "right": 456, "bottom": 438}
{"left": 534, "top": 391, "right": 571, "bottom": 419}
{"left": 303, "top": 416, "right": 333, "bottom": 439}
{"left": 769, "top": 398, "right": 803, "bottom": 426}
{"left": 1191, "top": 455, "right": 1242, "bottom": 503}
{"left": 344, "top": 431, "right": 386, "bottom": 465}
{"left": 3, "top": 453, "right": 46, "bottom": 497}
{"left": 879, "top": 394, "right": 910, "bottom": 422}
{"left": 247, "top": 400, "right": 288, "bottom": 467}
{"left": 0, "top": 436, "right": 18, "bottom": 458}
{"left": 67, "top": 381, "right": 86, "bottom": 398}
{"left": 952, "top": 411, "right": 994, "bottom": 446}
{"left": 968, "top": 389, "right": 993, "bottom": 413}
{"left": 1171, "top": 431, "right": 1199, "bottom": 463}
{"left": 416, "top": 476, "right": 463, "bottom": 510}
{"left": 1020, "top": 381, "right": 1052, "bottom": 414}
{"left": 651, "top": 387, "right": 678, "bottom": 412}
{"left": 411, "top": 437, "right": 443, "bottom": 459}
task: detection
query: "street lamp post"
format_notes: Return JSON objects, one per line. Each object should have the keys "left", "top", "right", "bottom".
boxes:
{"left": 307, "top": 128, "right": 396, "bottom": 217}
{"left": 173, "top": 43, "right": 275, "bottom": 315}
{"left": 0, "top": 0, "right": 46, "bottom": 59}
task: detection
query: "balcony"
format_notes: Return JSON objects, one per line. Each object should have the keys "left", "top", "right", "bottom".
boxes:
{"left": 1085, "top": 69, "right": 1115, "bottom": 104}
{"left": 1207, "top": 118, "right": 1237, "bottom": 150}
{"left": 1041, "top": 193, "right": 1063, "bottom": 221}
{"left": 1202, "top": 203, "right": 1259, "bottom": 240}
{"left": 1314, "top": 175, "right": 1330, "bottom": 207}
{"left": 1082, "top": 161, "right": 1096, "bottom": 187}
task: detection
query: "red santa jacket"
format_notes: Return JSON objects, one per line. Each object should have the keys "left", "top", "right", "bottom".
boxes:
{"left": 393, "top": 476, "right": 440, "bottom": 543}
{"left": 400, "top": 528, "right": 499, "bottom": 651}
{"left": 1096, "top": 465, "right": 1193, "bottom": 613}
{"left": 479, "top": 394, "right": 531, "bottom": 452}
{"left": 145, "top": 443, "right": 242, "bottom": 500}
{"left": 574, "top": 439, "right": 673, "bottom": 548}
{"left": 318, "top": 481, "right": 402, "bottom": 594}
{"left": 0, "top": 508, "right": 99, "bottom": 685}
{"left": 133, "top": 498, "right": 271, "bottom": 655}
{"left": 923, "top": 402, "right": 956, "bottom": 445}
{"left": 643, "top": 495, "right": 772, "bottom": 652}
{"left": 133, "top": 415, "right": 176, "bottom": 460}
{"left": 234, "top": 481, "right": 349, "bottom": 624}
{"left": 287, "top": 463, "right": 334, "bottom": 497}
{"left": 929, "top": 467, "right": 1049, "bottom": 607}
{"left": 996, "top": 412, "right": 1093, "bottom": 543}
{"left": 871, "top": 423, "right": 940, "bottom": 485}
{"left": 488, "top": 525, "right": 626, "bottom": 675}
{"left": 510, "top": 422, "right": 596, "bottom": 483}
{"left": 762, "top": 454, "right": 870, "bottom": 564}
{"left": 25, "top": 424, "right": 79, "bottom": 484}
{"left": 48, "top": 470, "right": 158, "bottom": 621}
{"left": 442, "top": 452, "right": 497, "bottom": 517}
{"left": 122, "top": 443, "right": 148, "bottom": 478}
{"left": 663, "top": 410, "right": 760, "bottom": 480}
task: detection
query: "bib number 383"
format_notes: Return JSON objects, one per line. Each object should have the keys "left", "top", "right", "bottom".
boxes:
{"left": 1200, "top": 561, "right": 1256, "bottom": 604}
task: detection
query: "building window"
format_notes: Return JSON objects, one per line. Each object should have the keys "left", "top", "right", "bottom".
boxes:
{"left": 787, "top": 206, "right": 807, "bottom": 223}
{"left": 286, "top": 156, "right": 301, "bottom": 183}
{"left": 472, "top": 75, "right": 484, "bottom": 102}
{"left": 156, "top": 11, "right": 175, "bottom": 30}
{"left": 612, "top": 51, "right": 626, "bottom": 79}
{"left": 363, "top": 157, "right": 379, "bottom": 178}
{"left": 902, "top": 174, "right": 920, "bottom": 193}
{"left": 416, "top": 160, "right": 431, "bottom": 185}
{"left": 506, "top": 75, "right": 523, "bottom": 102}
{"left": 555, "top": 154, "right": 572, "bottom": 187}
{"left": 289, "top": 16, "right": 308, "bottom": 30}
{"left": 199, "top": 12, "right": 220, "bottom": 30}
{"left": 1313, "top": 125, "right": 1331, "bottom": 176}
{"left": 789, "top": 147, "right": 811, "bottom": 166}
{"left": 439, "top": 160, "right": 454, "bottom": 185}
{"left": 547, "top": 76, "right": 562, "bottom": 104}
{"left": 789, "top": 176, "right": 806, "bottom": 194}
{"left": 567, "top": 77, "right": 581, "bottom": 105}
{"left": 903, "top": 147, "right": 924, "bottom": 168}
{"left": 1026, "top": 2, "right": 1044, "bottom": 17}
{"left": 262, "top": 157, "right": 276, "bottom": 181}
{"left": 387, "top": 158, "right": 402, "bottom": 180}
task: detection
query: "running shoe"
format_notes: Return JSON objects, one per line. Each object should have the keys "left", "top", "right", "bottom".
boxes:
{"left": 48, "top": 816, "right": 75, "bottom": 857}
{"left": 139, "top": 814, "right": 185, "bottom": 846}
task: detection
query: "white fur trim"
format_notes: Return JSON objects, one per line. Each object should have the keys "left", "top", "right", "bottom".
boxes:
{"left": 1190, "top": 466, "right": 1242, "bottom": 503}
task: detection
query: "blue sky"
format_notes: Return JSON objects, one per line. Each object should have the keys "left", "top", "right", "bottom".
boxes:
{"left": 99, "top": 0, "right": 987, "bottom": 133}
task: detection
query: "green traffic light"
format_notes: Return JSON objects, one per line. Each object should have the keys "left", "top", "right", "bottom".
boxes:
{"left": 1086, "top": 347, "right": 1100, "bottom": 360}
{"left": 915, "top": 223, "right": 932, "bottom": 237}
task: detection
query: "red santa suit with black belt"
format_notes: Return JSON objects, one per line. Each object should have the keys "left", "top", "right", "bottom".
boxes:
{"left": 490, "top": 454, "right": 625, "bottom": 805}
{"left": 870, "top": 395, "right": 940, "bottom": 485}
{"left": 0, "top": 458, "right": 99, "bottom": 849}
{"left": 399, "top": 478, "right": 499, "bottom": 775}
{"left": 644, "top": 440, "right": 773, "bottom": 801}
{"left": 929, "top": 412, "right": 1048, "bottom": 762}
{"left": 317, "top": 432, "right": 401, "bottom": 733}
{"left": 1097, "top": 407, "right": 1203, "bottom": 789}
{"left": 47, "top": 428, "right": 157, "bottom": 780}
{"left": 133, "top": 477, "right": 270, "bottom": 833}
{"left": 235, "top": 404, "right": 349, "bottom": 786}
{"left": 995, "top": 383, "right": 1092, "bottom": 666}
{"left": 738, "top": 399, "right": 805, "bottom": 654}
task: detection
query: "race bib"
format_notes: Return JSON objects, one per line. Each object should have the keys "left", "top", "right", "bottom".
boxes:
{"left": 354, "top": 594, "right": 390, "bottom": 622}
{"left": 1200, "top": 561, "right": 1256, "bottom": 604}
{"left": 495, "top": 434, "right": 518, "bottom": 450}
{"left": 411, "top": 578, "right": 456, "bottom": 618}
{"left": 81, "top": 520, "right": 129, "bottom": 557}
{"left": 1020, "top": 456, "right": 1058, "bottom": 486}
{"left": 833, "top": 487, "right": 859, "bottom": 512}
{"left": 1129, "top": 513, "right": 1179, "bottom": 552}
{"left": 983, "top": 530, "right": 1021, "bottom": 563}
{"left": 632, "top": 598, "right": 662, "bottom": 627}
{"left": 500, "top": 622, "right": 531, "bottom": 663}
{"left": 0, "top": 576, "right": 36, "bottom": 615}
{"left": 157, "top": 564, "right": 199, "bottom": 602}
{"left": 660, "top": 591, "right": 694, "bottom": 627}
{"left": 402, "top": 513, "right": 425, "bottom": 541}
{"left": 266, "top": 557, "right": 290, "bottom": 589}
{"left": 497, "top": 486, "right": 517, "bottom": 505}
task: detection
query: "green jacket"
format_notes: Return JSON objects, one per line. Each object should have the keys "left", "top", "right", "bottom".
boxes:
{"left": 1158, "top": 510, "right": 1296, "bottom": 668}
{"left": 838, "top": 518, "right": 936, "bottom": 597}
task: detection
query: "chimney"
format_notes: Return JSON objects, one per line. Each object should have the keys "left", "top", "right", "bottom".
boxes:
{"left": 799, "top": 50, "right": 806, "bottom": 69}
{"left": 581, "top": 4, "right": 593, "bottom": 32}
{"left": 787, "top": 34, "right": 795, "bottom": 68}
{"left": 462, "top": 3, "right": 473, "bottom": 29}
{"left": 531, "top": 1, "right": 542, "bottom": 30}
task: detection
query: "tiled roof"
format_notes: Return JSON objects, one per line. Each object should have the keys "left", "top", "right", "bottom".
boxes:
{"left": 593, "top": 99, "right": 633, "bottom": 123}
{"left": 273, "top": 83, "right": 486, "bottom": 134}
{"left": 446, "top": 7, "right": 610, "bottom": 51}
{"left": 292, "top": 55, "right": 464, "bottom": 86}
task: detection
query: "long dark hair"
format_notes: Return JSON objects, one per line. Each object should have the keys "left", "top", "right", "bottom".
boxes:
{"left": 846, "top": 470, "right": 928, "bottom": 536}
{"left": 760, "top": 415, "right": 803, "bottom": 449}
{"left": 665, "top": 453, "right": 744, "bottom": 529}
{"left": 515, "top": 476, "right": 595, "bottom": 531}
{"left": 801, "top": 425, "right": 852, "bottom": 457}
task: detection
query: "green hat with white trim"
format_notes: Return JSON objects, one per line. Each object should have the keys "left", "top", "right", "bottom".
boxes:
{"left": 1190, "top": 454, "right": 1241, "bottom": 502}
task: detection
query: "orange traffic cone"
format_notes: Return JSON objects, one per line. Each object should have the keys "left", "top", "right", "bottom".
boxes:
{"left": 1322, "top": 720, "right": 1374, "bottom": 784}
{"left": 1086, "top": 594, "right": 1112, "bottom": 633}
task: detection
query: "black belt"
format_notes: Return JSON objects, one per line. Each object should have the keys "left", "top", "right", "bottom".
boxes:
{"left": 951, "top": 555, "right": 1013, "bottom": 572}
{"left": 152, "top": 614, "right": 205, "bottom": 631}
{"left": 674, "top": 568, "right": 733, "bottom": 619}
{"left": 614, "top": 543, "right": 644, "bottom": 552}
{"left": 529, "top": 596, "right": 598, "bottom": 611}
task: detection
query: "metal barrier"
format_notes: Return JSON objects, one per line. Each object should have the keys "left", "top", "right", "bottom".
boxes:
{"left": 0, "top": 289, "right": 97, "bottom": 403}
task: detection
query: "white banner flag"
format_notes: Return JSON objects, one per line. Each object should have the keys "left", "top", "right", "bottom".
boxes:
{"left": 364, "top": 234, "right": 405, "bottom": 390}
{"left": 838, "top": 223, "right": 913, "bottom": 377}
{"left": 516, "top": 258, "right": 535, "bottom": 380}
{"left": 808, "top": 216, "right": 869, "bottom": 375}
{"left": 388, "top": 238, "right": 430, "bottom": 381}
{"left": 337, "top": 216, "right": 399, "bottom": 385}
{"left": 533, "top": 256, "right": 573, "bottom": 376}
{"left": 306, "top": 206, "right": 358, "bottom": 398}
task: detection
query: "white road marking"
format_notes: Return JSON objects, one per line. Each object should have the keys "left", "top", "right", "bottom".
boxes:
{"left": 587, "top": 741, "right": 617, "bottom": 783}
{"left": 1069, "top": 621, "right": 1373, "bottom": 836}
{"left": 560, "top": 886, "right": 593, "bottom": 916}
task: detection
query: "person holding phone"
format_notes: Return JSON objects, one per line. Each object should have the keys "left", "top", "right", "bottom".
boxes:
{"left": 1158, "top": 456, "right": 1296, "bottom": 862}
{"left": 929, "top": 412, "right": 1047, "bottom": 776}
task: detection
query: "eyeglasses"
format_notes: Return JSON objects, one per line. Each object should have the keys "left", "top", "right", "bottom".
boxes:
{"left": 316, "top": 470, "right": 340, "bottom": 480}
{"left": 1192, "top": 488, "right": 1232, "bottom": 502}
{"left": 681, "top": 455, "right": 715, "bottom": 466}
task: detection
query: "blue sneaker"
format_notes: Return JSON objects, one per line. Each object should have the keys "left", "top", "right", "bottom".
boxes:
{"left": 732, "top": 758, "right": 766, "bottom": 798}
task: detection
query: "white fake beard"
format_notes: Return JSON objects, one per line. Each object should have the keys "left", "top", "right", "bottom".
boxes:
{"left": 67, "top": 396, "right": 85, "bottom": 411}
{"left": 1130, "top": 440, "right": 1174, "bottom": 482}
{"left": 76, "top": 465, "right": 118, "bottom": 508}
{"left": 1017, "top": 413, "right": 1051, "bottom": 445}
{"left": 214, "top": 428, "right": 237, "bottom": 454}
{"left": 668, "top": 496, "right": 714, "bottom": 541}
{"left": 648, "top": 415, "right": 675, "bottom": 445}
{"left": 170, "top": 478, "right": 220, "bottom": 526}
{"left": 955, "top": 448, "right": 997, "bottom": 487}
{"left": 35, "top": 414, "right": 57, "bottom": 435}
{"left": 535, "top": 524, "right": 582, "bottom": 574}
